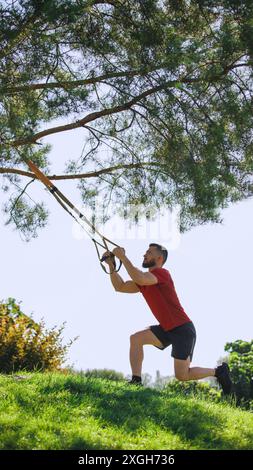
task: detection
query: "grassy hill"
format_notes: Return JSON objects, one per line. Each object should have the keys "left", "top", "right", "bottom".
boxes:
{"left": 0, "top": 372, "right": 252, "bottom": 450}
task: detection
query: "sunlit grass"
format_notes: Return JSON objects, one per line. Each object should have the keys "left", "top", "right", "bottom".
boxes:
{"left": 0, "top": 372, "right": 252, "bottom": 450}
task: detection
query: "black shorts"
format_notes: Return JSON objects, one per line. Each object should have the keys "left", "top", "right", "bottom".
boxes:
{"left": 150, "top": 321, "right": 196, "bottom": 361}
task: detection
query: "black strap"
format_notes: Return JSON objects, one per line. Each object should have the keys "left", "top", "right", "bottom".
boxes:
{"left": 49, "top": 186, "right": 58, "bottom": 194}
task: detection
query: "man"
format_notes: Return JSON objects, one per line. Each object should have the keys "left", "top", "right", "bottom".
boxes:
{"left": 102, "top": 243, "right": 232, "bottom": 393}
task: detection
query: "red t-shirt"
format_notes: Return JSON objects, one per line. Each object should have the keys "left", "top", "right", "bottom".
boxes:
{"left": 137, "top": 267, "right": 191, "bottom": 331}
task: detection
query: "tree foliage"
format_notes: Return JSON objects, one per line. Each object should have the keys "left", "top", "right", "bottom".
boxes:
{"left": 1, "top": 0, "right": 253, "bottom": 238}
{"left": 0, "top": 298, "right": 76, "bottom": 373}
{"left": 226, "top": 339, "right": 253, "bottom": 409}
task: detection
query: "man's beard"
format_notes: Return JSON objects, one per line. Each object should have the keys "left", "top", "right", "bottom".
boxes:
{"left": 142, "top": 259, "right": 156, "bottom": 268}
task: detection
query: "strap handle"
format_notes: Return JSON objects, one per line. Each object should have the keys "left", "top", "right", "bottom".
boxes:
{"left": 92, "top": 238, "right": 122, "bottom": 274}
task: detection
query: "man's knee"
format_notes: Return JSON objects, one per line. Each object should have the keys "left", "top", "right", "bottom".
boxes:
{"left": 175, "top": 372, "right": 189, "bottom": 382}
{"left": 130, "top": 332, "right": 143, "bottom": 344}
{"left": 174, "top": 357, "right": 191, "bottom": 382}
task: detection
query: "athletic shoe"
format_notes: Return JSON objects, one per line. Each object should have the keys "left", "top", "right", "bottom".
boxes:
{"left": 127, "top": 379, "right": 143, "bottom": 387}
{"left": 215, "top": 362, "right": 232, "bottom": 395}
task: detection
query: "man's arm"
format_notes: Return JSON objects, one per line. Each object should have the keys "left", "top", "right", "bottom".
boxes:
{"left": 110, "top": 272, "right": 140, "bottom": 293}
{"left": 117, "top": 254, "right": 158, "bottom": 286}
{"left": 105, "top": 247, "right": 158, "bottom": 288}
{"left": 104, "top": 255, "right": 139, "bottom": 293}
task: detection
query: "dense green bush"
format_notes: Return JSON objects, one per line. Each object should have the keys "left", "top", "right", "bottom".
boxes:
{"left": 225, "top": 340, "right": 253, "bottom": 409}
{"left": 84, "top": 368, "right": 125, "bottom": 382}
{"left": 164, "top": 379, "right": 222, "bottom": 402}
{"left": 0, "top": 298, "right": 75, "bottom": 373}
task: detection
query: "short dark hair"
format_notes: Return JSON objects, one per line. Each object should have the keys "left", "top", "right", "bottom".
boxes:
{"left": 149, "top": 243, "right": 168, "bottom": 265}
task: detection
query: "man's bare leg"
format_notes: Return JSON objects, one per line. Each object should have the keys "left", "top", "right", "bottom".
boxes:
{"left": 174, "top": 357, "right": 215, "bottom": 381}
{"left": 129, "top": 329, "right": 163, "bottom": 378}
{"left": 130, "top": 341, "right": 143, "bottom": 377}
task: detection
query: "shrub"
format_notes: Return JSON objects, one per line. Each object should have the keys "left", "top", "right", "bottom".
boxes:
{"left": 84, "top": 369, "right": 125, "bottom": 381}
{"left": 164, "top": 379, "right": 222, "bottom": 402}
{"left": 0, "top": 298, "right": 76, "bottom": 373}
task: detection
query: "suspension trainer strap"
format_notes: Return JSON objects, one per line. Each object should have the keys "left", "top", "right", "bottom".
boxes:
{"left": 26, "top": 160, "right": 97, "bottom": 234}
{"left": 25, "top": 159, "right": 122, "bottom": 273}
{"left": 50, "top": 187, "right": 122, "bottom": 274}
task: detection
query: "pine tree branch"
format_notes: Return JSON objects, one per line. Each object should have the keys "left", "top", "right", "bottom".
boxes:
{"left": 3, "top": 61, "right": 252, "bottom": 149}
{"left": 0, "top": 65, "right": 170, "bottom": 95}
{"left": 0, "top": 162, "right": 160, "bottom": 180}
{"left": 3, "top": 77, "right": 200, "bottom": 148}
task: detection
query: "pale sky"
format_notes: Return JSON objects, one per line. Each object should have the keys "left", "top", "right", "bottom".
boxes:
{"left": 1, "top": 128, "right": 252, "bottom": 380}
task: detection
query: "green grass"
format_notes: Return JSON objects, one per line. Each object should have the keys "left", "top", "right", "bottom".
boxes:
{"left": 0, "top": 372, "right": 252, "bottom": 450}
